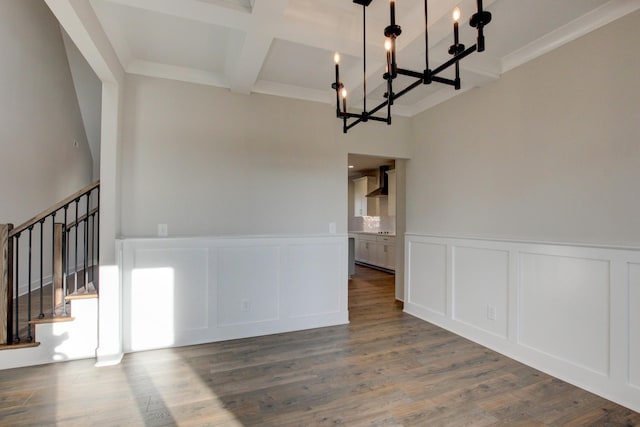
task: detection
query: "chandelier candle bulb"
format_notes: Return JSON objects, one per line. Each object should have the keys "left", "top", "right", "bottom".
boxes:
{"left": 385, "top": 39, "right": 392, "bottom": 75}
{"left": 453, "top": 7, "right": 460, "bottom": 47}
{"left": 341, "top": 88, "right": 347, "bottom": 113}
{"left": 453, "top": 7, "right": 461, "bottom": 22}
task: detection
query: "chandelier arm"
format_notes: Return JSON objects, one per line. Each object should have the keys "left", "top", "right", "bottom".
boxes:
{"left": 431, "top": 76, "right": 457, "bottom": 86}
{"left": 343, "top": 108, "right": 389, "bottom": 133}
{"left": 397, "top": 68, "right": 424, "bottom": 79}
{"left": 368, "top": 99, "right": 389, "bottom": 116}
{"left": 342, "top": 112, "right": 366, "bottom": 119}
{"left": 342, "top": 108, "right": 389, "bottom": 121}
{"left": 431, "top": 44, "right": 477, "bottom": 77}
{"left": 345, "top": 115, "right": 389, "bottom": 132}
{"left": 345, "top": 120, "right": 360, "bottom": 133}
{"left": 368, "top": 76, "right": 422, "bottom": 118}
{"left": 367, "top": 116, "right": 389, "bottom": 123}
{"left": 393, "top": 78, "right": 423, "bottom": 100}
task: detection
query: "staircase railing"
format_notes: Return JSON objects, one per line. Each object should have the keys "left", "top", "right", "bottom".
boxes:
{"left": 0, "top": 180, "right": 100, "bottom": 345}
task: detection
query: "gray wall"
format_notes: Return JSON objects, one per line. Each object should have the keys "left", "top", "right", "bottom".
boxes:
{"left": 0, "top": 0, "right": 92, "bottom": 225}
{"left": 407, "top": 10, "right": 640, "bottom": 247}
{"left": 120, "top": 74, "right": 412, "bottom": 238}
{"left": 62, "top": 29, "right": 102, "bottom": 182}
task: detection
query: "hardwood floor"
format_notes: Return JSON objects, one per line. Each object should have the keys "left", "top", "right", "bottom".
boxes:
{"left": 0, "top": 265, "right": 638, "bottom": 426}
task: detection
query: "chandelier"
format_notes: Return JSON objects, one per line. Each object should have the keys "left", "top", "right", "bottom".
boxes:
{"left": 332, "top": 0, "right": 492, "bottom": 133}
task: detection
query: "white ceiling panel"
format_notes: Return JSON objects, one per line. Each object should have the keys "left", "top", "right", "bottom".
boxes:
{"left": 258, "top": 39, "right": 337, "bottom": 92}
{"left": 87, "top": 0, "right": 639, "bottom": 117}
{"left": 195, "top": 0, "right": 253, "bottom": 12}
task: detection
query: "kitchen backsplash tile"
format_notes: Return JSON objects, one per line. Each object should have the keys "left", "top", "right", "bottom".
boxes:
{"left": 350, "top": 215, "right": 395, "bottom": 234}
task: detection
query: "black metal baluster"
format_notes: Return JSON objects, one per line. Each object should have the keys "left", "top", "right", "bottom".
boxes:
{"left": 74, "top": 198, "right": 79, "bottom": 294}
{"left": 38, "top": 219, "right": 45, "bottom": 319}
{"left": 51, "top": 212, "right": 56, "bottom": 317}
{"left": 90, "top": 211, "right": 95, "bottom": 287}
{"left": 27, "top": 226, "right": 33, "bottom": 342}
{"left": 96, "top": 187, "right": 100, "bottom": 291}
{"left": 14, "top": 234, "right": 20, "bottom": 343}
{"left": 62, "top": 205, "right": 69, "bottom": 316}
{"left": 84, "top": 194, "right": 89, "bottom": 291}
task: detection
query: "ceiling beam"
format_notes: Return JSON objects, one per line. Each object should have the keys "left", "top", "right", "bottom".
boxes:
{"left": 228, "top": 0, "right": 288, "bottom": 94}
{"left": 102, "top": 0, "right": 251, "bottom": 31}
{"left": 45, "top": 0, "right": 124, "bottom": 84}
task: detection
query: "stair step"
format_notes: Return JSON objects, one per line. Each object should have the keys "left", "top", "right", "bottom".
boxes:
{"left": 28, "top": 315, "right": 74, "bottom": 325}
{"left": 65, "top": 292, "right": 98, "bottom": 301}
{"left": 0, "top": 341, "right": 40, "bottom": 351}
{"left": 65, "top": 283, "right": 98, "bottom": 301}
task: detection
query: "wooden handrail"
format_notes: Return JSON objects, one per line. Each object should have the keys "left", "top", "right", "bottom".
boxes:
{"left": 9, "top": 180, "right": 99, "bottom": 238}
{"left": 66, "top": 207, "right": 99, "bottom": 229}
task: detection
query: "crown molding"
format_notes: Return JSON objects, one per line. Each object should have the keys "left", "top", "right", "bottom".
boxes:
{"left": 501, "top": 0, "right": 640, "bottom": 73}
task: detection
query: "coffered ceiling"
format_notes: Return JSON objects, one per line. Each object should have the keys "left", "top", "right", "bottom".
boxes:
{"left": 88, "top": 0, "right": 639, "bottom": 116}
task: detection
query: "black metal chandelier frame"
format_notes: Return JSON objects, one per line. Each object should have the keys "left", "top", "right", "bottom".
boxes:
{"left": 332, "top": 0, "right": 492, "bottom": 133}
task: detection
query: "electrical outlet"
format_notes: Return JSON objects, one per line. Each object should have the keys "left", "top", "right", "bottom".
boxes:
{"left": 241, "top": 300, "right": 250, "bottom": 312}
{"left": 487, "top": 305, "right": 496, "bottom": 321}
{"left": 329, "top": 222, "right": 336, "bottom": 234}
{"left": 157, "top": 224, "right": 168, "bottom": 237}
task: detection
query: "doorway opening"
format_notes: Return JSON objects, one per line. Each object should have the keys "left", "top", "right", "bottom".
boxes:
{"left": 347, "top": 153, "right": 406, "bottom": 305}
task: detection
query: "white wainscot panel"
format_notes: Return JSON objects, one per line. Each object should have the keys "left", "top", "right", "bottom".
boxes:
{"left": 630, "top": 263, "right": 640, "bottom": 389}
{"left": 519, "top": 253, "right": 610, "bottom": 376}
{"left": 283, "top": 243, "right": 342, "bottom": 318}
{"left": 453, "top": 246, "right": 509, "bottom": 338}
{"left": 127, "top": 248, "right": 209, "bottom": 352}
{"left": 217, "top": 246, "right": 280, "bottom": 325}
{"left": 408, "top": 241, "right": 446, "bottom": 315}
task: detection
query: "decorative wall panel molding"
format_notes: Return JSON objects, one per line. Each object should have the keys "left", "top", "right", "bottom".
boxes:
{"left": 406, "top": 241, "right": 447, "bottom": 316}
{"left": 121, "top": 235, "right": 348, "bottom": 353}
{"left": 453, "top": 246, "right": 509, "bottom": 339}
{"left": 405, "top": 233, "right": 640, "bottom": 412}
{"left": 519, "top": 252, "right": 610, "bottom": 375}
{"left": 630, "top": 263, "right": 640, "bottom": 390}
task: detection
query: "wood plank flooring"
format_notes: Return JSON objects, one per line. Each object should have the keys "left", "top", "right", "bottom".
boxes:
{"left": 0, "top": 265, "right": 638, "bottom": 426}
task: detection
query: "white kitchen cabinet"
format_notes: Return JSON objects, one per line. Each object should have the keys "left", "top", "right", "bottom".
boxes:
{"left": 353, "top": 234, "right": 395, "bottom": 271}
{"left": 375, "top": 236, "right": 396, "bottom": 270}
{"left": 383, "top": 241, "right": 395, "bottom": 270}
{"left": 355, "top": 239, "right": 368, "bottom": 263}
{"left": 355, "top": 234, "right": 376, "bottom": 264}
{"left": 386, "top": 169, "right": 396, "bottom": 217}
{"left": 353, "top": 176, "right": 376, "bottom": 217}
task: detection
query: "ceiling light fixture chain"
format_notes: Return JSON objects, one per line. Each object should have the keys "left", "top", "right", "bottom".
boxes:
{"left": 332, "top": 0, "right": 492, "bottom": 134}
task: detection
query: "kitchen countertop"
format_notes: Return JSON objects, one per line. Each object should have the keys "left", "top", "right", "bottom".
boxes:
{"left": 349, "top": 231, "right": 396, "bottom": 237}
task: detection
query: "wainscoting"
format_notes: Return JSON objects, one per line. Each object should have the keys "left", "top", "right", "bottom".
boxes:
{"left": 120, "top": 235, "right": 349, "bottom": 353}
{"left": 405, "top": 234, "right": 640, "bottom": 412}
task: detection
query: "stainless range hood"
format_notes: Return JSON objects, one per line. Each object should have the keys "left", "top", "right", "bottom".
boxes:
{"left": 365, "top": 165, "right": 390, "bottom": 198}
